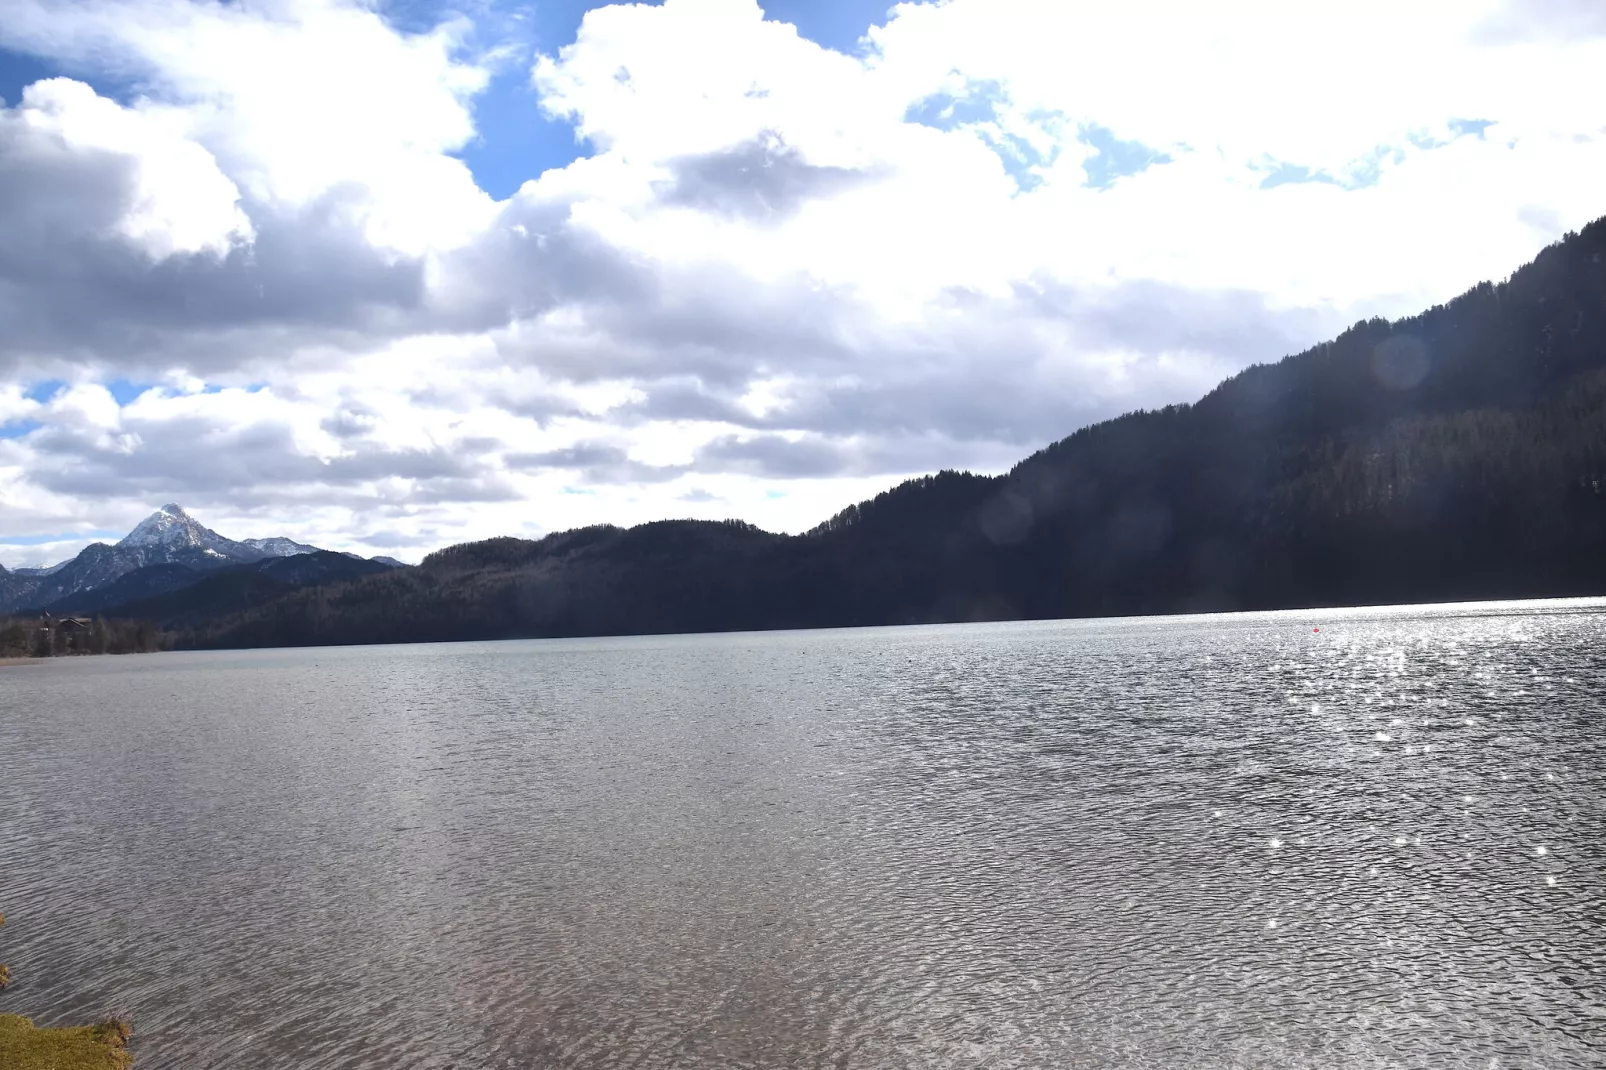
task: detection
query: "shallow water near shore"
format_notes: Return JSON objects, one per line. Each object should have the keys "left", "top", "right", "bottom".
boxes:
{"left": 2, "top": 600, "right": 1603, "bottom": 1069}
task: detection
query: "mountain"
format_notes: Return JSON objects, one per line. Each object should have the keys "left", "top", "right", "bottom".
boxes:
{"left": 106, "top": 571, "right": 297, "bottom": 631}
{"left": 120, "top": 503, "right": 262, "bottom": 561}
{"left": 184, "top": 215, "right": 1606, "bottom": 649}
{"left": 9, "top": 561, "right": 70, "bottom": 576}
{"left": 42, "top": 562, "right": 207, "bottom": 616}
{"left": 66, "top": 552, "right": 401, "bottom": 629}
{"left": 171, "top": 522, "right": 792, "bottom": 646}
{"left": 0, "top": 505, "right": 398, "bottom": 613}
{"left": 43, "top": 552, "right": 403, "bottom": 621}
{"left": 259, "top": 550, "right": 395, "bottom": 585}
{"left": 0, "top": 506, "right": 255, "bottom": 611}
{"left": 6, "top": 540, "right": 238, "bottom": 611}
{"left": 0, "top": 564, "right": 21, "bottom": 613}
{"left": 243, "top": 537, "right": 323, "bottom": 557}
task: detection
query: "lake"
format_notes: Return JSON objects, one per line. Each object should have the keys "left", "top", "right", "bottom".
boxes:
{"left": 1, "top": 601, "right": 1603, "bottom": 1069}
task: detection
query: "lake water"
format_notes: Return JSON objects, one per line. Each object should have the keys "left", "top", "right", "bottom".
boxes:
{"left": 1, "top": 601, "right": 1603, "bottom": 1069}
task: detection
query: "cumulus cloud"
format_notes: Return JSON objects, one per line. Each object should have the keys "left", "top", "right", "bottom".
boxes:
{"left": 2, "top": 0, "right": 1606, "bottom": 562}
{"left": 0, "top": 0, "right": 495, "bottom": 238}
{"left": 0, "top": 78, "right": 249, "bottom": 258}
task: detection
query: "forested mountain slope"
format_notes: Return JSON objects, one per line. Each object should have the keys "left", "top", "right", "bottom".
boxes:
{"left": 45, "top": 551, "right": 398, "bottom": 626}
{"left": 188, "top": 218, "right": 1606, "bottom": 648}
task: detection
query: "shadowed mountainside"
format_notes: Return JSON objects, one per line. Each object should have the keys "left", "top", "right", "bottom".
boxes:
{"left": 43, "top": 552, "right": 399, "bottom": 630}
{"left": 182, "top": 217, "right": 1606, "bottom": 648}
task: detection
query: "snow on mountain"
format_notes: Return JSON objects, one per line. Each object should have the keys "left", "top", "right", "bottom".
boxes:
{"left": 119, "top": 503, "right": 261, "bottom": 560}
{"left": 243, "top": 536, "right": 323, "bottom": 557}
{"left": 11, "top": 560, "right": 71, "bottom": 576}
{"left": 0, "top": 504, "right": 401, "bottom": 613}
{"left": 119, "top": 505, "right": 348, "bottom": 563}
{"left": 0, "top": 505, "right": 264, "bottom": 610}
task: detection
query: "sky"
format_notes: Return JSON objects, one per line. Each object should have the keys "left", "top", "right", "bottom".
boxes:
{"left": 1, "top": 0, "right": 1605, "bottom": 566}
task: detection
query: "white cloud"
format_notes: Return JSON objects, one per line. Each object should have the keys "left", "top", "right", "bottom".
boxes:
{"left": 534, "top": 0, "right": 888, "bottom": 162}
{"left": 0, "top": 0, "right": 498, "bottom": 253}
{"left": 0, "top": 77, "right": 250, "bottom": 259}
{"left": 1, "top": 0, "right": 1605, "bottom": 560}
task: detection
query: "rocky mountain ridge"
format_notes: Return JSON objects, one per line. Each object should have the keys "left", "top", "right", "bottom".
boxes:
{"left": 0, "top": 505, "right": 403, "bottom": 614}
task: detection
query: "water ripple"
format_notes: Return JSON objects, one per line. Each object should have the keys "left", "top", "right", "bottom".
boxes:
{"left": 2, "top": 601, "right": 1604, "bottom": 1068}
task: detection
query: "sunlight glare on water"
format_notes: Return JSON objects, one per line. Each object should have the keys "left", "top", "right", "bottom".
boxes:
{"left": 1, "top": 598, "right": 1604, "bottom": 1069}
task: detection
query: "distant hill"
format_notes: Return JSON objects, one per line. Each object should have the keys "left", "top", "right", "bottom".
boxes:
{"left": 251, "top": 551, "right": 398, "bottom": 588}
{"left": 178, "top": 522, "right": 794, "bottom": 647}
{"left": 166, "top": 215, "right": 1606, "bottom": 647}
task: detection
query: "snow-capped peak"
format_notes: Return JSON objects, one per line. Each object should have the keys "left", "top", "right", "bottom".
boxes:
{"left": 117, "top": 504, "right": 268, "bottom": 564}
{"left": 120, "top": 503, "right": 214, "bottom": 550}
{"left": 115, "top": 504, "right": 339, "bottom": 565}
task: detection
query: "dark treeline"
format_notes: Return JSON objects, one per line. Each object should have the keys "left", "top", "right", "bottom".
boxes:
{"left": 180, "top": 216, "right": 1606, "bottom": 649}
{"left": 0, "top": 616, "right": 164, "bottom": 658}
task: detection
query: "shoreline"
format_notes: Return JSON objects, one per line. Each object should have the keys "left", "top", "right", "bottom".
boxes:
{"left": 1, "top": 913, "right": 131, "bottom": 1068}
{"left": 0, "top": 1015, "right": 131, "bottom": 1069}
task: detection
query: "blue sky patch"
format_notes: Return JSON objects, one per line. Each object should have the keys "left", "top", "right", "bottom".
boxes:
{"left": 1448, "top": 117, "right": 1496, "bottom": 140}
{"left": 106, "top": 379, "right": 155, "bottom": 405}
{"left": 905, "top": 79, "right": 1006, "bottom": 131}
{"left": 905, "top": 84, "right": 1069, "bottom": 193}
{"left": 1261, "top": 123, "right": 1489, "bottom": 193}
{"left": 453, "top": 59, "right": 592, "bottom": 199}
{"left": 1080, "top": 124, "right": 1171, "bottom": 189}
{"left": 1405, "top": 119, "right": 1495, "bottom": 153}
{"left": 760, "top": 0, "right": 897, "bottom": 54}
{"left": 0, "top": 45, "right": 149, "bottom": 109}
{"left": 0, "top": 418, "right": 42, "bottom": 440}
{"left": 23, "top": 379, "right": 66, "bottom": 403}
{"left": 373, "top": 0, "right": 465, "bottom": 37}
{"left": 0, "top": 48, "right": 55, "bottom": 107}
{"left": 1258, "top": 161, "right": 1341, "bottom": 190}
{"left": 905, "top": 82, "right": 1047, "bottom": 192}
{"left": 1257, "top": 146, "right": 1399, "bottom": 191}
{"left": 978, "top": 129, "right": 1053, "bottom": 193}
{"left": 1339, "top": 145, "right": 1402, "bottom": 189}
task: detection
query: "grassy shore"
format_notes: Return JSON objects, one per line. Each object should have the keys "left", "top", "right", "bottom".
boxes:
{"left": 0, "top": 1015, "right": 131, "bottom": 1069}
{"left": 0, "top": 913, "right": 132, "bottom": 1068}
